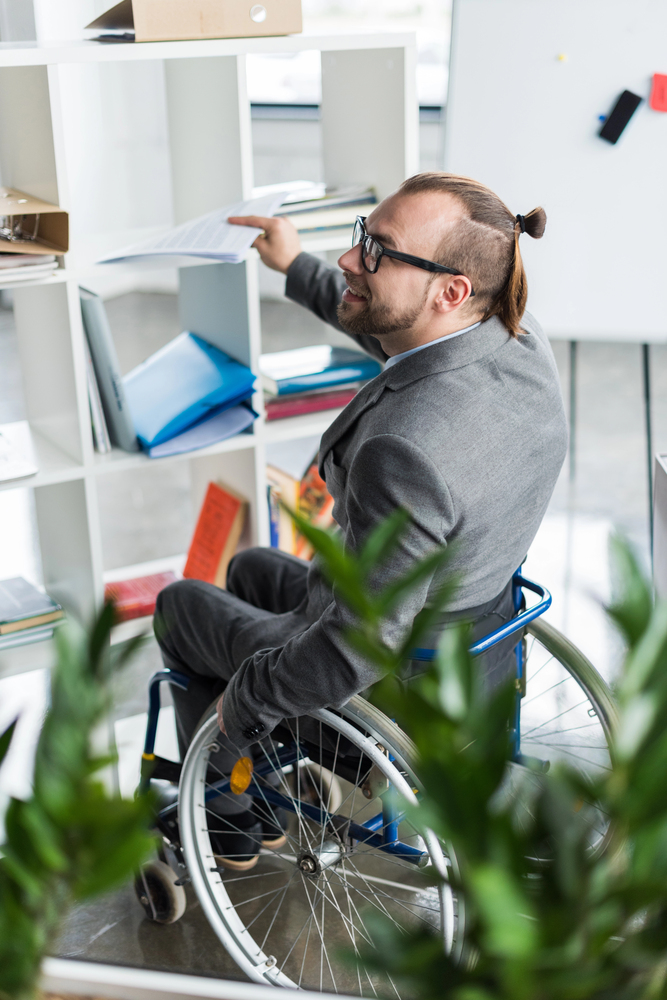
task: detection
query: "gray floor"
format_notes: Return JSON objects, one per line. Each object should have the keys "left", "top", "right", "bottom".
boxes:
{"left": 1, "top": 286, "right": 664, "bottom": 980}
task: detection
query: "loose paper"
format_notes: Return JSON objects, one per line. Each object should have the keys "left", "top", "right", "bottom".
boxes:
{"left": 98, "top": 193, "right": 286, "bottom": 265}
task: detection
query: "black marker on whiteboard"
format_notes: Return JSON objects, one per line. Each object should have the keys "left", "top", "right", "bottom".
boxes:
{"left": 599, "top": 90, "right": 643, "bottom": 144}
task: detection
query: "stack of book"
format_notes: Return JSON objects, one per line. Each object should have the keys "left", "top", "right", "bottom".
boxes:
{"left": 260, "top": 345, "right": 382, "bottom": 421}
{"left": 274, "top": 185, "right": 377, "bottom": 237}
{"left": 0, "top": 577, "right": 64, "bottom": 650}
{"left": 80, "top": 288, "right": 258, "bottom": 458}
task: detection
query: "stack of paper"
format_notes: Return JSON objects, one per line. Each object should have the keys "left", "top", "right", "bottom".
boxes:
{"left": 0, "top": 254, "right": 57, "bottom": 283}
{"left": 98, "top": 193, "right": 286, "bottom": 266}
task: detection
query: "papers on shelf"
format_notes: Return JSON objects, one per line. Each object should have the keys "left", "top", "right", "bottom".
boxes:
{"left": 98, "top": 193, "right": 286, "bottom": 266}
{"left": 148, "top": 403, "right": 256, "bottom": 459}
{"left": 0, "top": 422, "right": 38, "bottom": 484}
{"left": 0, "top": 254, "right": 57, "bottom": 283}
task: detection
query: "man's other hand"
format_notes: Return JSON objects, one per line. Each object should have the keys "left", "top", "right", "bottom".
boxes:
{"left": 216, "top": 692, "right": 227, "bottom": 735}
{"left": 227, "top": 214, "right": 302, "bottom": 273}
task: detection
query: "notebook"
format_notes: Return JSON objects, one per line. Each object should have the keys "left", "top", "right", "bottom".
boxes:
{"left": 123, "top": 333, "right": 255, "bottom": 449}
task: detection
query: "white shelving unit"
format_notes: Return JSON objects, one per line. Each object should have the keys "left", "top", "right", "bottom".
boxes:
{"left": 0, "top": 29, "right": 418, "bottom": 679}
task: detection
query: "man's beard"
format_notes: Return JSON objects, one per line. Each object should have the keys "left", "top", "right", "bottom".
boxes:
{"left": 336, "top": 289, "right": 427, "bottom": 338}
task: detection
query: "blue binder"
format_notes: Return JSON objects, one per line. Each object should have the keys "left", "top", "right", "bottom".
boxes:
{"left": 123, "top": 332, "right": 255, "bottom": 448}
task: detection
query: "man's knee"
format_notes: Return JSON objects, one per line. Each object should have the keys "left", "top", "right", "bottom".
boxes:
{"left": 154, "top": 578, "right": 207, "bottom": 651}
{"left": 227, "top": 547, "right": 269, "bottom": 592}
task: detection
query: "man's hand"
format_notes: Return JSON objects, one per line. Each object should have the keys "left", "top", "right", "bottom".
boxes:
{"left": 227, "top": 214, "right": 302, "bottom": 274}
{"left": 216, "top": 692, "right": 227, "bottom": 735}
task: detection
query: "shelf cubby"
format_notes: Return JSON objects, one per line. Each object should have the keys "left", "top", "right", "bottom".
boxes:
{"left": 0, "top": 29, "right": 418, "bottom": 680}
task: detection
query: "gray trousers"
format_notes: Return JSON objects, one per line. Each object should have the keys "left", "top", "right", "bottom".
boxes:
{"left": 155, "top": 548, "right": 311, "bottom": 815}
{"left": 155, "top": 546, "right": 517, "bottom": 814}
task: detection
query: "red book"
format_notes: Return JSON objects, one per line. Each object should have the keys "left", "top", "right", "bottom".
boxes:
{"left": 265, "top": 388, "right": 357, "bottom": 421}
{"left": 105, "top": 571, "right": 177, "bottom": 623}
{"left": 183, "top": 481, "right": 247, "bottom": 588}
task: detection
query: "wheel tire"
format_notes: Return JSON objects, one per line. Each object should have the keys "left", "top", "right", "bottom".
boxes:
{"left": 178, "top": 696, "right": 454, "bottom": 992}
{"left": 134, "top": 860, "right": 187, "bottom": 924}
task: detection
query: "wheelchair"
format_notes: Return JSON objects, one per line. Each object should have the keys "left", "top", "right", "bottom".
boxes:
{"left": 134, "top": 570, "right": 617, "bottom": 994}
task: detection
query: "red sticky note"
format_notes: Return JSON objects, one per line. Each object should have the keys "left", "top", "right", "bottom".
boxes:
{"left": 650, "top": 73, "right": 667, "bottom": 112}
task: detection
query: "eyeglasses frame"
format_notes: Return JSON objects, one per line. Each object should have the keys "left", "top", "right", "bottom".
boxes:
{"left": 352, "top": 216, "right": 475, "bottom": 296}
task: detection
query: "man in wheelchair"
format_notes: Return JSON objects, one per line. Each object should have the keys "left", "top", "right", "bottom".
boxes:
{"left": 154, "top": 172, "right": 568, "bottom": 871}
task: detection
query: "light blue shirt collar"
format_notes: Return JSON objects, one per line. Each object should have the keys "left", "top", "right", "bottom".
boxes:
{"left": 383, "top": 321, "right": 482, "bottom": 370}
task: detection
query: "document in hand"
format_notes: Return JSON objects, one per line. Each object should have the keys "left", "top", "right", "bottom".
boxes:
{"left": 123, "top": 333, "right": 256, "bottom": 449}
{"left": 98, "top": 193, "right": 286, "bottom": 265}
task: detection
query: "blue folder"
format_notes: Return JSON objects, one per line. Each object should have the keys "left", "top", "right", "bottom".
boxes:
{"left": 123, "top": 332, "right": 255, "bottom": 448}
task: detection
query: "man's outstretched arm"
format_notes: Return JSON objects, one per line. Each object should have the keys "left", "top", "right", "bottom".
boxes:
{"left": 228, "top": 213, "right": 388, "bottom": 362}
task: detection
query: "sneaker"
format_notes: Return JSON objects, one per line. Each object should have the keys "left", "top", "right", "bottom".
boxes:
{"left": 252, "top": 798, "right": 288, "bottom": 849}
{"left": 209, "top": 809, "right": 263, "bottom": 871}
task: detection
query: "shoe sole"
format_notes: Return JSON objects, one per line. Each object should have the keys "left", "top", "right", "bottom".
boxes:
{"left": 261, "top": 834, "right": 287, "bottom": 849}
{"left": 214, "top": 853, "right": 259, "bottom": 872}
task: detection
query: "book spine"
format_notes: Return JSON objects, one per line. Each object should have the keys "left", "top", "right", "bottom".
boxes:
{"left": 267, "top": 484, "right": 280, "bottom": 548}
{"left": 269, "top": 366, "right": 379, "bottom": 396}
{"left": 265, "top": 389, "right": 357, "bottom": 421}
{"left": 80, "top": 288, "right": 140, "bottom": 453}
{"left": 83, "top": 332, "right": 111, "bottom": 454}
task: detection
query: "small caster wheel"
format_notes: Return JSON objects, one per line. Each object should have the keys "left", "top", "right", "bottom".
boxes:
{"left": 134, "top": 860, "right": 186, "bottom": 924}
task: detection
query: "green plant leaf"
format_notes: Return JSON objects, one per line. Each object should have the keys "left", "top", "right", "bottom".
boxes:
{"left": 0, "top": 718, "right": 17, "bottom": 769}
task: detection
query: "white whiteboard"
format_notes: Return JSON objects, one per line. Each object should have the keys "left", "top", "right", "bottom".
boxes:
{"left": 445, "top": 0, "right": 667, "bottom": 342}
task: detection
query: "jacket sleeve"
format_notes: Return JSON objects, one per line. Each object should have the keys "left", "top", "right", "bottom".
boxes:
{"left": 221, "top": 433, "right": 455, "bottom": 746}
{"left": 285, "top": 252, "right": 389, "bottom": 364}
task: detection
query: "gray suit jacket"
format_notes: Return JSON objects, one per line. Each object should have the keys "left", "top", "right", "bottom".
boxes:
{"left": 222, "top": 252, "right": 568, "bottom": 746}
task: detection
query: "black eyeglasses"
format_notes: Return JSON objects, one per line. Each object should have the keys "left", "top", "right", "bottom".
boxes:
{"left": 352, "top": 216, "right": 474, "bottom": 295}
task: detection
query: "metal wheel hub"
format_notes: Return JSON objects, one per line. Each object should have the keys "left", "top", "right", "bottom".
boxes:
{"left": 297, "top": 839, "right": 344, "bottom": 875}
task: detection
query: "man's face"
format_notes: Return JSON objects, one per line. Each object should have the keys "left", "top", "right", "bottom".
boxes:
{"left": 336, "top": 191, "right": 465, "bottom": 344}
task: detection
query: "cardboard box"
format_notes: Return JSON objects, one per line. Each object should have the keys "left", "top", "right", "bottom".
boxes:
{"left": 0, "top": 188, "right": 68, "bottom": 255}
{"left": 87, "top": 0, "right": 302, "bottom": 43}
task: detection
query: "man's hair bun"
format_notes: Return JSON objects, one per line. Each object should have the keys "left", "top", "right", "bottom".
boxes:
{"left": 517, "top": 207, "right": 547, "bottom": 240}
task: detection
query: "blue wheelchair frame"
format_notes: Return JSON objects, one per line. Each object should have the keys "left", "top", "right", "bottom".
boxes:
{"left": 141, "top": 571, "right": 551, "bottom": 868}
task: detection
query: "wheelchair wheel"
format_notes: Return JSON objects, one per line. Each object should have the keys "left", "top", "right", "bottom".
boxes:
{"left": 515, "top": 618, "right": 617, "bottom": 852}
{"left": 178, "top": 696, "right": 455, "bottom": 994}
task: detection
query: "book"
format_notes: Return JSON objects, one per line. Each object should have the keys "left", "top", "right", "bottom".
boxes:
{"left": 259, "top": 345, "right": 381, "bottom": 397}
{"left": 265, "top": 387, "right": 358, "bottom": 421}
{"left": 295, "top": 457, "right": 335, "bottom": 560}
{"left": 0, "top": 577, "right": 63, "bottom": 635}
{"left": 123, "top": 333, "right": 256, "bottom": 449}
{"left": 0, "top": 421, "right": 38, "bottom": 483}
{"left": 0, "top": 624, "right": 55, "bottom": 651}
{"left": 266, "top": 451, "right": 334, "bottom": 560}
{"left": 83, "top": 333, "right": 111, "bottom": 454}
{"left": 147, "top": 402, "right": 256, "bottom": 459}
{"left": 266, "top": 464, "right": 300, "bottom": 555}
{"left": 98, "top": 192, "right": 285, "bottom": 266}
{"left": 183, "top": 481, "right": 248, "bottom": 588}
{"left": 80, "top": 287, "right": 140, "bottom": 453}
{"left": 274, "top": 185, "right": 376, "bottom": 214}
{"left": 278, "top": 202, "right": 376, "bottom": 234}
{"left": 104, "top": 571, "right": 177, "bottom": 622}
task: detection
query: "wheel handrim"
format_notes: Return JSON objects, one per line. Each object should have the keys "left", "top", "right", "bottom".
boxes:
{"left": 179, "top": 707, "right": 452, "bottom": 993}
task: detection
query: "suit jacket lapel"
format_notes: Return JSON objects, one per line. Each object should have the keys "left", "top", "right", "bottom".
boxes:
{"left": 319, "top": 375, "right": 387, "bottom": 470}
{"left": 319, "top": 315, "right": 512, "bottom": 467}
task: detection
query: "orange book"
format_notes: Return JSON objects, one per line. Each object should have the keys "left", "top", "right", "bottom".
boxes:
{"left": 183, "top": 481, "right": 247, "bottom": 588}
{"left": 295, "top": 459, "right": 335, "bottom": 560}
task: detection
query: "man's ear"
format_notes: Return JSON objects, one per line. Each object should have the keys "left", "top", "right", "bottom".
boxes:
{"left": 431, "top": 275, "right": 474, "bottom": 314}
